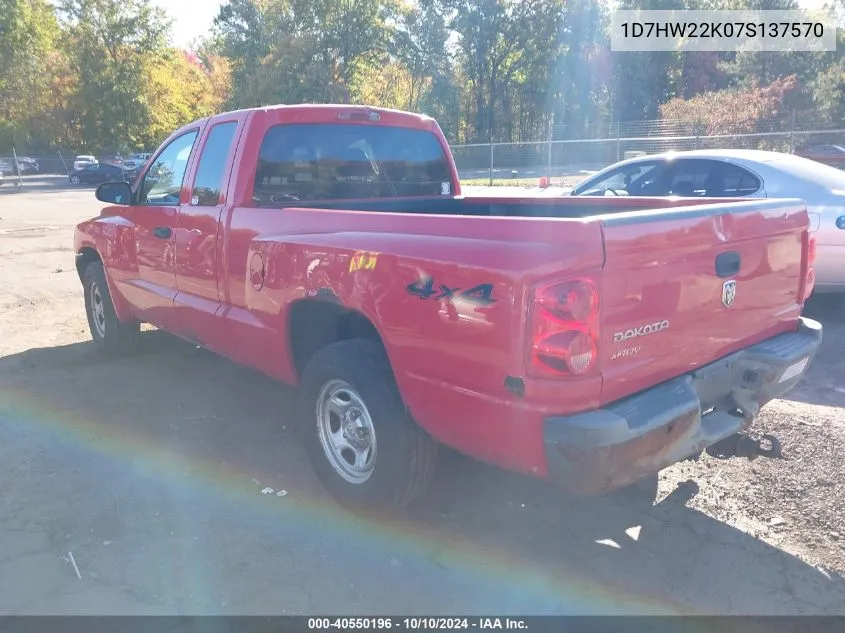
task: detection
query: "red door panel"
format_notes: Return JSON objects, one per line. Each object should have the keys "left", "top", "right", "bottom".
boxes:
{"left": 174, "top": 117, "right": 245, "bottom": 349}
{"left": 130, "top": 129, "right": 201, "bottom": 330}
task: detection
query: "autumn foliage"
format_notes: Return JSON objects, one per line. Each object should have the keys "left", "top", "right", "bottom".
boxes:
{"left": 2, "top": 0, "right": 844, "bottom": 154}
{"left": 659, "top": 76, "right": 800, "bottom": 136}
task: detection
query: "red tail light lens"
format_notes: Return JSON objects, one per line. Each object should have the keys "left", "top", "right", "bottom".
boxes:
{"left": 804, "top": 234, "right": 817, "bottom": 300}
{"left": 530, "top": 279, "right": 600, "bottom": 377}
{"left": 537, "top": 280, "right": 599, "bottom": 322}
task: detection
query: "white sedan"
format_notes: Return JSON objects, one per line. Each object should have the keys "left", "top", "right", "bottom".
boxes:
{"left": 72, "top": 155, "right": 98, "bottom": 171}
{"left": 569, "top": 149, "right": 845, "bottom": 294}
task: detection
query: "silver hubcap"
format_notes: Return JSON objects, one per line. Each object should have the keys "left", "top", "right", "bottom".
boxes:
{"left": 90, "top": 282, "right": 107, "bottom": 338}
{"left": 316, "top": 380, "right": 377, "bottom": 484}
{"left": 71, "top": 176, "right": 79, "bottom": 184}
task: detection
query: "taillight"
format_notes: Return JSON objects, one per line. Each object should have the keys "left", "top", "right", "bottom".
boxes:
{"left": 529, "top": 279, "right": 600, "bottom": 377}
{"left": 804, "top": 234, "right": 817, "bottom": 300}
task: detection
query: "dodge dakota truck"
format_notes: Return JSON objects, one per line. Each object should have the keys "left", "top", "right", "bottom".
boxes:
{"left": 75, "top": 104, "right": 823, "bottom": 513}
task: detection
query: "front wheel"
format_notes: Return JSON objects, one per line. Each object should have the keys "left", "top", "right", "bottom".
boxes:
{"left": 83, "top": 261, "right": 139, "bottom": 354}
{"left": 70, "top": 175, "right": 80, "bottom": 185}
{"left": 299, "top": 339, "right": 438, "bottom": 514}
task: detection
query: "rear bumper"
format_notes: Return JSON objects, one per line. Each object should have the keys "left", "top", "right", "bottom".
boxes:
{"left": 543, "top": 317, "right": 823, "bottom": 494}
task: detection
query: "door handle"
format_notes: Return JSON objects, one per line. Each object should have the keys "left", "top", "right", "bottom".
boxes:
{"left": 715, "top": 251, "right": 740, "bottom": 278}
{"left": 153, "top": 226, "right": 172, "bottom": 239}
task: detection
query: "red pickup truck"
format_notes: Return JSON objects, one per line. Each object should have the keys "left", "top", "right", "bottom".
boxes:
{"left": 75, "top": 104, "right": 822, "bottom": 513}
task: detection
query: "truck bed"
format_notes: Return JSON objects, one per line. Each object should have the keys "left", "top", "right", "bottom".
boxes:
{"left": 252, "top": 193, "right": 748, "bottom": 218}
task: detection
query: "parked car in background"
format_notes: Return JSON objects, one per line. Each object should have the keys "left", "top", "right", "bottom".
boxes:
{"left": 73, "top": 155, "right": 98, "bottom": 171}
{"left": 121, "top": 152, "right": 152, "bottom": 180}
{"left": 69, "top": 162, "right": 128, "bottom": 185}
{"left": 795, "top": 144, "right": 845, "bottom": 170}
{"left": 122, "top": 153, "right": 152, "bottom": 170}
{"left": 98, "top": 154, "right": 123, "bottom": 166}
{"left": 15, "top": 157, "right": 40, "bottom": 173}
{"left": 570, "top": 149, "right": 845, "bottom": 294}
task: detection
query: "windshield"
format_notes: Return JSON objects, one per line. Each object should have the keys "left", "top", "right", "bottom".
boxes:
{"left": 253, "top": 123, "right": 453, "bottom": 202}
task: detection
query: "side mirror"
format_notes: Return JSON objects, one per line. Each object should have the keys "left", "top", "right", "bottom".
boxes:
{"left": 96, "top": 181, "right": 132, "bottom": 205}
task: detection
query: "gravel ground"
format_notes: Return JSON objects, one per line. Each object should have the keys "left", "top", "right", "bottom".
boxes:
{"left": 0, "top": 185, "right": 843, "bottom": 615}
{"left": 663, "top": 291, "right": 845, "bottom": 577}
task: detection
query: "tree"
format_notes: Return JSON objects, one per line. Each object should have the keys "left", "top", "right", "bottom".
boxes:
{"left": 214, "top": 0, "right": 405, "bottom": 109}
{"left": 58, "top": 0, "right": 173, "bottom": 151}
{"left": 141, "top": 50, "right": 228, "bottom": 147}
{"left": 659, "top": 75, "right": 799, "bottom": 135}
{"left": 0, "top": 0, "right": 62, "bottom": 150}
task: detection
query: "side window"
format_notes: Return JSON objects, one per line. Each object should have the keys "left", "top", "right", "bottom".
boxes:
{"left": 665, "top": 159, "right": 714, "bottom": 196}
{"left": 719, "top": 164, "right": 761, "bottom": 196}
{"left": 573, "top": 161, "right": 663, "bottom": 196}
{"left": 192, "top": 121, "right": 239, "bottom": 206}
{"left": 140, "top": 130, "right": 199, "bottom": 205}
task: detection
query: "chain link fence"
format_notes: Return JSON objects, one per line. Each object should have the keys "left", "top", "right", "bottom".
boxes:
{"left": 452, "top": 112, "right": 845, "bottom": 186}
{"left": 4, "top": 112, "right": 845, "bottom": 189}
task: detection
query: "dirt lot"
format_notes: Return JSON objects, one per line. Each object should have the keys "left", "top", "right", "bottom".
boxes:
{"left": 1, "top": 185, "right": 844, "bottom": 615}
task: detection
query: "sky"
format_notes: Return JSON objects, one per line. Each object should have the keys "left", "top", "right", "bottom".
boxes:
{"left": 155, "top": 0, "right": 833, "bottom": 49}
{"left": 153, "top": 0, "right": 225, "bottom": 48}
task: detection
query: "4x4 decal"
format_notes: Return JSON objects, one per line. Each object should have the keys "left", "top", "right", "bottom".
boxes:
{"left": 406, "top": 277, "right": 496, "bottom": 306}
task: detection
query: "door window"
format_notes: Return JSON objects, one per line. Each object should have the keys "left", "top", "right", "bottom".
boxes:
{"left": 191, "top": 122, "right": 239, "bottom": 206}
{"left": 665, "top": 159, "right": 713, "bottom": 196}
{"left": 572, "top": 160, "right": 664, "bottom": 196}
{"left": 662, "top": 159, "right": 762, "bottom": 197}
{"left": 718, "top": 163, "right": 762, "bottom": 196}
{"left": 140, "top": 130, "right": 199, "bottom": 205}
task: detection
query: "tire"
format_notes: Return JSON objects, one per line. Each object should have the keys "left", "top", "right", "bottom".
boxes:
{"left": 82, "top": 261, "right": 139, "bottom": 354}
{"left": 299, "top": 338, "right": 438, "bottom": 514}
{"left": 70, "top": 175, "right": 80, "bottom": 185}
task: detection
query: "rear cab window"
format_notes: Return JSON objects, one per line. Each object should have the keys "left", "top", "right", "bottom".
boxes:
{"left": 252, "top": 123, "right": 454, "bottom": 203}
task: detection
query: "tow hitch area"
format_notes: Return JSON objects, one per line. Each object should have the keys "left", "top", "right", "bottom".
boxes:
{"left": 705, "top": 433, "right": 783, "bottom": 461}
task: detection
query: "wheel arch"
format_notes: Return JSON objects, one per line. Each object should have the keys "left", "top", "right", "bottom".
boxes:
{"left": 287, "top": 298, "right": 391, "bottom": 382}
{"left": 76, "top": 246, "right": 135, "bottom": 323}
{"left": 75, "top": 246, "right": 102, "bottom": 283}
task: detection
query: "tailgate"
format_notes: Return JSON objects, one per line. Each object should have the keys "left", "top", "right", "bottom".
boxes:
{"left": 598, "top": 199, "right": 809, "bottom": 405}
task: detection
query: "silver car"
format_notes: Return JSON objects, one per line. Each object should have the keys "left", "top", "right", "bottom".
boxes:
{"left": 570, "top": 149, "right": 845, "bottom": 294}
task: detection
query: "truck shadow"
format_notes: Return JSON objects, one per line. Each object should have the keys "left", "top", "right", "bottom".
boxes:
{"left": 1, "top": 332, "right": 843, "bottom": 614}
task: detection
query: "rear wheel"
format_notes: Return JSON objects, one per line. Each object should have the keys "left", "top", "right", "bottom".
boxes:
{"left": 83, "top": 261, "right": 139, "bottom": 354}
{"left": 299, "top": 339, "right": 438, "bottom": 514}
{"left": 70, "top": 175, "right": 80, "bottom": 185}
